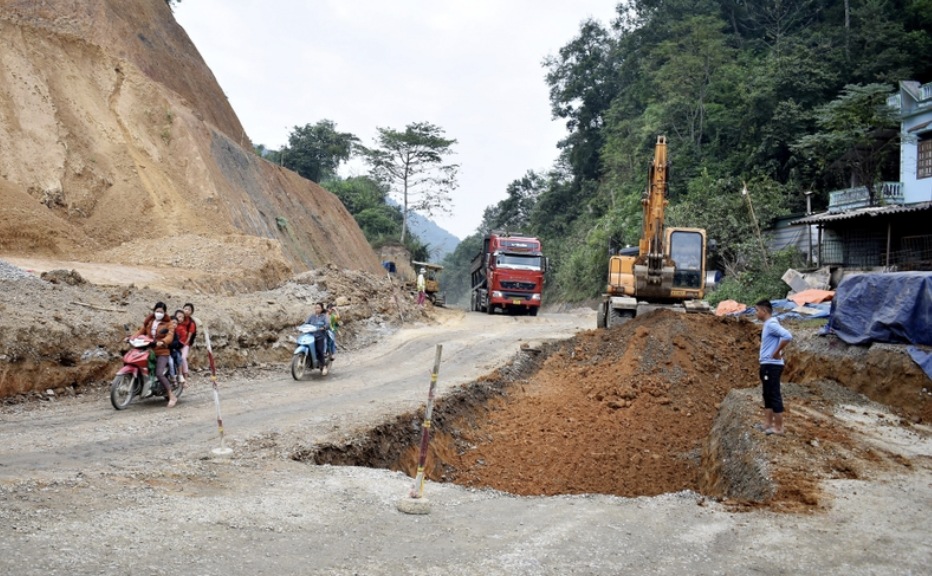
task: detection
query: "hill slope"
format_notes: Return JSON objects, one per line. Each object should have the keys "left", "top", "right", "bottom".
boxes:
{"left": 0, "top": 0, "right": 381, "bottom": 285}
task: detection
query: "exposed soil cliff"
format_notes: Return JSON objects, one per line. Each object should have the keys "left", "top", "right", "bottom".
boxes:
{"left": 0, "top": 0, "right": 382, "bottom": 283}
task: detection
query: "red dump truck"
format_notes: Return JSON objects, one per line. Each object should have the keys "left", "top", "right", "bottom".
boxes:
{"left": 470, "top": 232, "right": 547, "bottom": 316}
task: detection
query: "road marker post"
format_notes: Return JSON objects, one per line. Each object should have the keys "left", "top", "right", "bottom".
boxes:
{"left": 397, "top": 344, "right": 443, "bottom": 515}
{"left": 197, "top": 318, "right": 233, "bottom": 459}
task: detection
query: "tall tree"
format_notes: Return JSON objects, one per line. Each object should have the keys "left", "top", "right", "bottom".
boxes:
{"left": 793, "top": 83, "right": 900, "bottom": 206}
{"left": 360, "top": 122, "right": 458, "bottom": 243}
{"left": 283, "top": 120, "right": 358, "bottom": 183}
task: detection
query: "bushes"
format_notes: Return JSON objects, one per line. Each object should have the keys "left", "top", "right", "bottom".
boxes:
{"left": 707, "top": 247, "right": 805, "bottom": 307}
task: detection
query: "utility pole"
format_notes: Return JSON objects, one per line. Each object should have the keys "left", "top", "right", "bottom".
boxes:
{"left": 743, "top": 182, "right": 770, "bottom": 269}
{"left": 804, "top": 190, "right": 814, "bottom": 267}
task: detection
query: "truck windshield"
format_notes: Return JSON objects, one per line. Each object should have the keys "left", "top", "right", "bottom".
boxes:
{"left": 496, "top": 254, "right": 542, "bottom": 270}
{"left": 670, "top": 231, "right": 703, "bottom": 289}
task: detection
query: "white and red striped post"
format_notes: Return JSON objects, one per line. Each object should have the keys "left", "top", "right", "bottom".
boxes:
{"left": 196, "top": 317, "right": 232, "bottom": 458}
{"left": 409, "top": 344, "right": 443, "bottom": 499}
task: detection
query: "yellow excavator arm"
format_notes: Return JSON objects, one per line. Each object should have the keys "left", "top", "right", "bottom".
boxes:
{"left": 638, "top": 136, "right": 671, "bottom": 286}
{"left": 599, "top": 136, "right": 710, "bottom": 328}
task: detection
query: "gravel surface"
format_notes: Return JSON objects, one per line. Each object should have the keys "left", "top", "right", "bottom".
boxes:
{"left": 1, "top": 309, "right": 931, "bottom": 575}
{"left": 0, "top": 259, "right": 42, "bottom": 283}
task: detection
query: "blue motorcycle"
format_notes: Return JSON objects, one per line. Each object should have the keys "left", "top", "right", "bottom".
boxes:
{"left": 291, "top": 324, "right": 335, "bottom": 379}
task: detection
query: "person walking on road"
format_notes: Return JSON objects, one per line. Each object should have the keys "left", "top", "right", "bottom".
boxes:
{"left": 755, "top": 299, "right": 793, "bottom": 435}
{"left": 417, "top": 268, "right": 427, "bottom": 306}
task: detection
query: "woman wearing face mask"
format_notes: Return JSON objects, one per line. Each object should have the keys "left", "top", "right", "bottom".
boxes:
{"left": 132, "top": 301, "right": 178, "bottom": 407}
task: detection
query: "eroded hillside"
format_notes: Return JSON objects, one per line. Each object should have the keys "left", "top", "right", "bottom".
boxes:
{"left": 0, "top": 0, "right": 381, "bottom": 284}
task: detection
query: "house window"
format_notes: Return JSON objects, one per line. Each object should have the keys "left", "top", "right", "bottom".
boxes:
{"left": 919, "top": 138, "right": 932, "bottom": 180}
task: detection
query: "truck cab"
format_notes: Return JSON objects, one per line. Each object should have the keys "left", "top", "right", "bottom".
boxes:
{"left": 471, "top": 233, "right": 547, "bottom": 316}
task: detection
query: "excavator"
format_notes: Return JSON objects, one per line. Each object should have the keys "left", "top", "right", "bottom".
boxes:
{"left": 597, "top": 136, "right": 713, "bottom": 329}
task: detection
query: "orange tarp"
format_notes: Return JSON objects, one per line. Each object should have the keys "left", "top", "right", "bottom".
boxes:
{"left": 788, "top": 289, "right": 835, "bottom": 306}
{"left": 715, "top": 300, "right": 747, "bottom": 316}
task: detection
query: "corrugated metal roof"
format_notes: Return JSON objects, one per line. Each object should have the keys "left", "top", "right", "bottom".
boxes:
{"left": 791, "top": 201, "right": 932, "bottom": 225}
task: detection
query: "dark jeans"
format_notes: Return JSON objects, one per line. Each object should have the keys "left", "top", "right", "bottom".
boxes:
{"left": 759, "top": 364, "right": 784, "bottom": 414}
{"left": 313, "top": 334, "right": 327, "bottom": 366}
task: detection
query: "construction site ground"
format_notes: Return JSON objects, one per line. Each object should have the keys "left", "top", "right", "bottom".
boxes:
{"left": 1, "top": 283, "right": 931, "bottom": 575}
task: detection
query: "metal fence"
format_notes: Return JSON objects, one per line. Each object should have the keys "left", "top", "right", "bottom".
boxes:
{"left": 820, "top": 230, "right": 932, "bottom": 269}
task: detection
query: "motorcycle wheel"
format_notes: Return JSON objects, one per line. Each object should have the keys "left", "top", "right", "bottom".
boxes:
{"left": 291, "top": 353, "right": 307, "bottom": 380}
{"left": 110, "top": 373, "right": 135, "bottom": 410}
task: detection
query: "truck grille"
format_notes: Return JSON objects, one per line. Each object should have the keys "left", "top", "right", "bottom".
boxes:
{"left": 500, "top": 281, "right": 536, "bottom": 291}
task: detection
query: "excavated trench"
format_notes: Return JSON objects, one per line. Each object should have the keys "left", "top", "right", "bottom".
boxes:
{"left": 295, "top": 312, "right": 773, "bottom": 499}
{"left": 294, "top": 312, "right": 931, "bottom": 503}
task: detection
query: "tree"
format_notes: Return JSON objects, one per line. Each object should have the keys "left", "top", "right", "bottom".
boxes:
{"left": 283, "top": 120, "right": 358, "bottom": 183}
{"left": 793, "top": 83, "right": 900, "bottom": 206}
{"left": 482, "top": 171, "right": 544, "bottom": 232}
{"left": 360, "top": 122, "right": 458, "bottom": 243}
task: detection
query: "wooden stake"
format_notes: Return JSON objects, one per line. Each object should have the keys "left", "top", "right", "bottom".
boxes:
{"left": 410, "top": 345, "right": 443, "bottom": 499}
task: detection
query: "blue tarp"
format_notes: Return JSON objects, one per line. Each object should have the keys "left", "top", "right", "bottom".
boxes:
{"left": 907, "top": 346, "right": 932, "bottom": 382}
{"left": 776, "top": 302, "right": 832, "bottom": 321}
{"left": 827, "top": 272, "right": 932, "bottom": 346}
{"left": 726, "top": 299, "right": 831, "bottom": 321}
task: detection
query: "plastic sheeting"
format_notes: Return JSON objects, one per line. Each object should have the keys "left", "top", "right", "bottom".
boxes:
{"left": 827, "top": 272, "right": 932, "bottom": 346}
{"left": 788, "top": 289, "right": 834, "bottom": 306}
{"left": 907, "top": 347, "right": 932, "bottom": 382}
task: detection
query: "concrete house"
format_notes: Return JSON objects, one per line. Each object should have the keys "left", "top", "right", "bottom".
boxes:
{"left": 792, "top": 81, "right": 932, "bottom": 270}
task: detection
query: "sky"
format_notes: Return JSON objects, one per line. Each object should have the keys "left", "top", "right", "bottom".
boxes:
{"left": 173, "top": 1, "right": 620, "bottom": 240}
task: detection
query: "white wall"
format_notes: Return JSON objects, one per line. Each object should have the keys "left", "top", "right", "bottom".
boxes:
{"left": 901, "top": 110, "right": 932, "bottom": 204}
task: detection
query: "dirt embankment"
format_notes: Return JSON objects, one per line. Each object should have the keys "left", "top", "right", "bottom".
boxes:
{"left": 785, "top": 332, "right": 932, "bottom": 422}
{"left": 0, "top": 0, "right": 382, "bottom": 279}
{"left": 302, "top": 311, "right": 931, "bottom": 510}
{"left": 0, "top": 262, "right": 429, "bottom": 400}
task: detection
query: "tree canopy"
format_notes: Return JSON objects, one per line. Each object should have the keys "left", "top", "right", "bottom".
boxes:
{"left": 442, "top": 0, "right": 931, "bottom": 305}
{"left": 282, "top": 120, "right": 358, "bottom": 183}
{"left": 360, "top": 122, "right": 458, "bottom": 243}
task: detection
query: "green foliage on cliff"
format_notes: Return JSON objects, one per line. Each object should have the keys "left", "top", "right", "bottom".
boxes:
{"left": 444, "top": 0, "right": 931, "bottom": 304}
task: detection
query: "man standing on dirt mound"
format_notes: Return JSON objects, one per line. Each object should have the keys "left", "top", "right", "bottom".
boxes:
{"left": 755, "top": 299, "right": 793, "bottom": 435}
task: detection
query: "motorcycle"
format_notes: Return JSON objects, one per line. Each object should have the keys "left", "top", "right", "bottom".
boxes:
{"left": 110, "top": 326, "right": 185, "bottom": 410}
{"left": 291, "top": 323, "right": 334, "bottom": 379}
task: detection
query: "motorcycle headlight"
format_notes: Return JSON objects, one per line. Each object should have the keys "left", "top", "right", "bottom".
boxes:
{"left": 492, "top": 291, "right": 503, "bottom": 298}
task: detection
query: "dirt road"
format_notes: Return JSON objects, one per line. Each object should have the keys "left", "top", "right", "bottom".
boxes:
{"left": 1, "top": 309, "right": 931, "bottom": 575}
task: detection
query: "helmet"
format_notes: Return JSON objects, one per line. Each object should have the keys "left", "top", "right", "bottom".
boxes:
{"left": 420, "top": 268, "right": 426, "bottom": 274}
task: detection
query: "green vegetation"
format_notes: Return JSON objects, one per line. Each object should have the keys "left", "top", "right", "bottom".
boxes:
{"left": 442, "top": 0, "right": 932, "bottom": 305}
{"left": 359, "top": 122, "right": 459, "bottom": 243}
{"left": 257, "top": 120, "right": 455, "bottom": 263}
{"left": 321, "top": 175, "right": 430, "bottom": 262}
{"left": 282, "top": 120, "right": 358, "bottom": 183}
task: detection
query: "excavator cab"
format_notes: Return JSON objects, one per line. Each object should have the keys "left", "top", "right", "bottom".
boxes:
{"left": 669, "top": 229, "right": 704, "bottom": 290}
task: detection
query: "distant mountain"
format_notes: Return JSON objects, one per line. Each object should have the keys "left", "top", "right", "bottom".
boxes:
{"left": 387, "top": 200, "right": 460, "bottom": 261}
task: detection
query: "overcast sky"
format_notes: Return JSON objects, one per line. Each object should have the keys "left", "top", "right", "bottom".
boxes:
{"left": 174, "top": 1, "right": 619, "bottom": 240}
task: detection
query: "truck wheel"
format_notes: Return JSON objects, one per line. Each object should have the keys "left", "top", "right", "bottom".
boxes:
{"left": 596, "top": 303, "right": 607, "bottom": 329}
{"left": 529, "top": 307, "right": 539, "bottom": 317}
{"left": 485, "top": 297, "right": 494, "bottom": 314}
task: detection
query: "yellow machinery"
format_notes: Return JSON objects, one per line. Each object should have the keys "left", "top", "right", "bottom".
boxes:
{"left": 405, "top": 261, "right": 445, "bottom": 306}
{"left": 597, "top": 136, "right": 711, "bottom": 328}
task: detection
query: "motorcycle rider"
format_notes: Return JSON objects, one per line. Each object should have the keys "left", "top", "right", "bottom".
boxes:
{"left": 303, "top": 302, "right": 331, "bottom": 375}
{"left": 132, "top": 302, "right": 178, "bottom": 407}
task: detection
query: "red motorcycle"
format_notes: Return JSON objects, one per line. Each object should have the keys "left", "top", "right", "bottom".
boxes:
{"left": 110, "top": 327, "right": 184, "bottom": 410}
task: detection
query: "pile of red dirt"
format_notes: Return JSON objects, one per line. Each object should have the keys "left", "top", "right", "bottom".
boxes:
{"left": 448, "top": 311, "right": 761, "bottom": 497}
